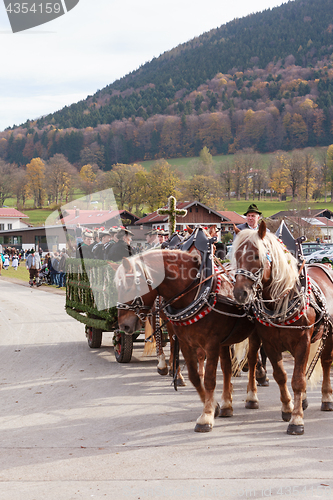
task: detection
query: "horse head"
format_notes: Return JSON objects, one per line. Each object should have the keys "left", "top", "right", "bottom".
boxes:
{"left": 116, "top": 248, "right": 203, "bottom": 332}
{"left": 116, "top": 253, "right": 160, "bottom": 333}
{"left": 233, "top": 220, "right": 299, "bottom": 306}
{"left": 232, "top": 221, "right": 272, "bottom": 305}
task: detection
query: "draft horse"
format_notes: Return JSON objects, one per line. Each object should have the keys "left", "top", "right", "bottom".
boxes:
{"left": 233, "top": 221, "right": 333, "bottom": 435}
{"left": 116, "top": 246, "right": 255, "bottom": 432}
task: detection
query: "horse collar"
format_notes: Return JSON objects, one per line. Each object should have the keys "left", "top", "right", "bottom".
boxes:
{"left": 252, "top": 272, "right": 312, "bottom": 327}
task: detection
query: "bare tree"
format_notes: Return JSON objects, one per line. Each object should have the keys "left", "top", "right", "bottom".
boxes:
{"left": 13, "top": 168, "right": 28, "bottom": 209}
{"left": 317, "top": 147, "right": 329, "bottom": 202}
{"left": 0, "top": 160, "right": 15, "bottom": 207}
{"left": 289, "top": 150, "right": 303, "bottom": 200}
{"left": 218, "top": 160, "right": 233, "bottom": 200}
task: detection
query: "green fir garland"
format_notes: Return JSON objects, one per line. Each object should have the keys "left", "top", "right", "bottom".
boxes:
{"left": 65, "top": 258, "right": 118, "bottom": 329}
{"left": 157, "top": 195, "right": 187, "bottom": 237}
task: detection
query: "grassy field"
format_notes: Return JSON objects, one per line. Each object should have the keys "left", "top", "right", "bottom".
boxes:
{"left": 221, "top": 199, "right": 333, "bottom": 217}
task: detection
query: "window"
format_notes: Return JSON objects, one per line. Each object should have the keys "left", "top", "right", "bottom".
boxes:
{"left": 0, "top": 224, "right": 4, "bottom": 231}
{"left": 7, "top": 224, "right": 12, "bottom": 230}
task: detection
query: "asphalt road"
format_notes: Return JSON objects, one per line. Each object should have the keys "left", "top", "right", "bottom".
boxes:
{"left": 0, "top": 278, "right": 332, "bottom": 500}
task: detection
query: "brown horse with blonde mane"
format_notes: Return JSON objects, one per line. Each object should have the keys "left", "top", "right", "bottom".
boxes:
{"left": 116, "top": 245, "right": 255, "bottom": 432}
{"left": 233, "top": 220, "right": 333, "bottom": 435}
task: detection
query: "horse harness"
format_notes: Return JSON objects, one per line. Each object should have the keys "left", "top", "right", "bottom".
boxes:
{"left": 236, "top": 250, "right": 333, "bottom": 379}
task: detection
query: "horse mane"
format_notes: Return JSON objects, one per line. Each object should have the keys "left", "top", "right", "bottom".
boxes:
{"left": 114, "top": 251, "right": 156, "bottom": 287}
{"left": 115, "top": 248, "right": 201, "bottom": 287}
{"left": 232, "top": 229, "right": 302, "bottom": 313}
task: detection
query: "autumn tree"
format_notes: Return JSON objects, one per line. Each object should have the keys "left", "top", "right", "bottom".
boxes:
{"left": 145, "top": 160, "right": 180, "bottom": 212}
{"left": 106, "top": 163, "right": 146, "bottom": 211}
{"left": 26, "top": 157, "right": 46, "bottom": 208}
{"left": 270, "top": 153, "right": 289, "bottom": 201}
{"left": 45, "top": 154, "right": 77, "bottom": 204}
{"left": 181, "top": 174, "right": 222, "bottom": 209}
{"left": 80, "top": 164, "right": 98, "bottom": 196}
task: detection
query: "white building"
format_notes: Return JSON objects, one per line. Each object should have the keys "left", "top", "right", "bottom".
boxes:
{"left": 0, "top": 208, "right": 29, "bottom": 231}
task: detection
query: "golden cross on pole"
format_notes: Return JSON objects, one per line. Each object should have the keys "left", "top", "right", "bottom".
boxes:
{"left": 157, "top": 196, "right": 187, "bottom": 238}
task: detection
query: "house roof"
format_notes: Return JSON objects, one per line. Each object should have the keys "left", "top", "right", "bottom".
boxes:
{"left": 217, "top": 211, "right": 245, "bottom": 224}
{"left": 0, "top": 208, "right": 29, "bottom": 219}
{"left": 285, "top": 216, "right": 333, "bottom": 228}
{"left": 57, "top": 209, "right": 139, "bottom": 227}
{"left": 271, "top": 209, "right": 333, "bottom": 219}
{"left": 135, "top": 201, "right": 236, "bottom": 225}
{"left": 306, "top": 217, "right": 333, "bottom": 227}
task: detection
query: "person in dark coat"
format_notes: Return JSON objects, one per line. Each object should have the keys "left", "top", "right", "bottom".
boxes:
{"left": 92, "top": 228, "right": 112, "bottom": 260}
{"left": 104, "top": 227, "right": 119, "bottom": 260}
{"left": 107, "top": 228, "right": 134, "bottom": 262}
{"left": 76, "top": 229, "right": 94, "bottom": 259}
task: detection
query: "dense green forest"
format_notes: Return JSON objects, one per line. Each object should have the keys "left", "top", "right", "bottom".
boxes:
{"left": 2, "top": 0, "right": 333, "bottom": 168}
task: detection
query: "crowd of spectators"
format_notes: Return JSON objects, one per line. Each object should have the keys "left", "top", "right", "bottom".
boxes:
{"left": 0, "top": 224, "right": 168, "bottom": 287}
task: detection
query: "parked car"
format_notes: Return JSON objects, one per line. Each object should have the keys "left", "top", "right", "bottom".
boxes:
{"left": 306, "top": 249, "right": 329, "bottom": 263}
{"left": 302, "top": 242, "right": 324, "bottom": 256}
{"left": 307, "top": 248, "right": 333, "bottom": 263}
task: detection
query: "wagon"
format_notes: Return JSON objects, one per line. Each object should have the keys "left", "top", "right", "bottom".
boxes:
{"left": 65, "top": 258, "right": 145, "bottom": 363}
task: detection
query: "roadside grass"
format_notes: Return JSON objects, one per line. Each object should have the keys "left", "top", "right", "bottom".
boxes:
{"left": 1, "top": 261, "right": 29, "bottom": 282}
{"left": 1, "top": 261, "right": 65, "bottom": 289}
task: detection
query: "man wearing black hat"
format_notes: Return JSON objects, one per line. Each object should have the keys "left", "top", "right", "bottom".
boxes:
{"left": 26, "top": 248, "right": 42, "bottom": 287}
{"left": 107, "top": 228, "right": 134, "bottom": 262}
{"left": 236, "top": 204, "right": 262, "bottom": 232}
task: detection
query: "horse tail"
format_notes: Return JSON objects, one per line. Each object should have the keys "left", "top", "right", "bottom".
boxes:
{"left": 142, "top": 317, "right": 157, "bottom": 356}
{"left": 307, "top": 339, "right": 323, "bottom": 389}
{"left": 231, "top": 339, "right": 249, "bottom": 377}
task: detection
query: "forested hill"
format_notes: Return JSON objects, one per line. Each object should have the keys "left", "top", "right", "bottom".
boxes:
{"left": 106, "top": 0, "right": 333, "bottom": 93}
{"left": 3, "top": 0, "right": 333, "bottom": 169}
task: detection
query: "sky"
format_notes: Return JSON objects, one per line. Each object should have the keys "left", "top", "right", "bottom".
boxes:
{"left": 0, "top": 0, "right": 288, "bottom": 132}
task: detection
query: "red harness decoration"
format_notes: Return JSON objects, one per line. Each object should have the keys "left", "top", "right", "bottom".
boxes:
{"left": 253, "top": 275, "right": 312, "bottom": 327}
{"left": 169, "top": 267, "right": 222, "bottom": 326}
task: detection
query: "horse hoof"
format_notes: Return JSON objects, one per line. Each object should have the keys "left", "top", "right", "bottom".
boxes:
{"left": 321, "top": 401, "right": 333, "bottom": 411}
{"left": 302, "top": 398, "right": 308, "bottom": 411}
{"left": 245, "top": 401, "right": 259, "bottom": 409}
{"left": 287, "top": 424, "right": 304, "bottom": 435}
{"left": 157, "top": 367, "right": 168, "bottom": 376}
{"left": 194, "top": 423, "right": 213, "bottom": 433}
{"left": 214, "top": 403, "right": 221, "bottom": 418}
{"left": 176, "top": 378, "right": 186, "bottom": 387}
{"left": 282, "top": 411, "right": 292, "bottom": 422}
{"left": 257, "top": 378, "right": 269, "bottom": 387}
{"left": 219, "top": 407, "right": 233, "bottom": 418}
